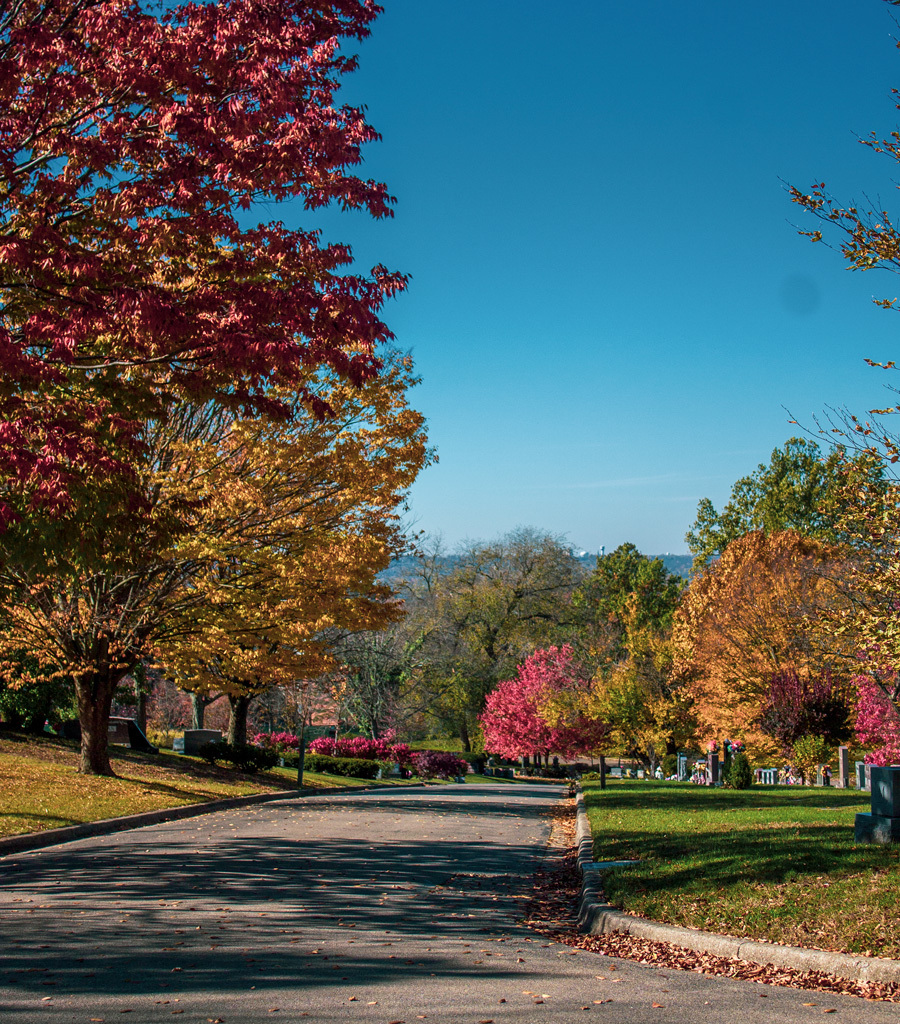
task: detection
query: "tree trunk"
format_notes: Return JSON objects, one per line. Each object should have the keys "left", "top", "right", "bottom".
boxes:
{"left": 227, "top": 694, "right": 251, "bottom": 745}
{"left": 136, "top": 689, "right": 148, "bottom": 733}
{"left": 133, "top": 663, "right": 148, "bottom": 732}
{"left": 191, "top": 692, "right": 206, "bottom": 730}
{"left": 459, "top": 718, "right": 471, "bottom": 752}
{"left": 75, "top": 673, "right": 117, "bottom": 776}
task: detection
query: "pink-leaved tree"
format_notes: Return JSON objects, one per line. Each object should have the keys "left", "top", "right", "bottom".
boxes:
{"left": 479, "top": 645, "right": 609, "bottom": 763}
{"left": 854, "top": 672, "right": 900, "bottom": 765}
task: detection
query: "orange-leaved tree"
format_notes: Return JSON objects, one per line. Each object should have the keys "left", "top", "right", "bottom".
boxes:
{"left": 672, "top": 530, "right": 852, "bottom": 755}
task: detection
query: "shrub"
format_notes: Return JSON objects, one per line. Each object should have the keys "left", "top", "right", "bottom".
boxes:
{"left": 251, "top": 731, "right": 299, "bottom": 752}
{"left": 307, "top": 735, "right": 414, "bottom": 768}
{"left": 580, "top": 771, "right": 601, "bottom": 780}
{"left": 411, "top": 749, "right": 469, "bottom": 780}
{"left": 662, "top": 754, "right": 678, "bottom": 777}
{"left": 198, "top": 740, "right": 230, "bottom": 764}
{"left": 791, "top": 734, "right": 831, "bottom": 783}
{"left": 197, "top": 741, "right": 278, "bottom": 772}
{"left": 146, "top": 728, "right": 178, "bottom": 749}
{"left": 727, "top": 751, "right": 753, "bottom": 789}
{"left": 301, "top": 753, "right": 382, "bottom": 779}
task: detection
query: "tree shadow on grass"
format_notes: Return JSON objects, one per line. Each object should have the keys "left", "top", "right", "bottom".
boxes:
{"left": 584, "top": 780, "right": 866, "bottom": 814}
{"left": 595, "top": 819, "right": 900, "bottom": 892}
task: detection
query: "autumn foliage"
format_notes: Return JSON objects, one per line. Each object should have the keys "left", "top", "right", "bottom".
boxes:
{"left": 854, "top": 672, "right": 900, "bottom": 766}
{"left": 673, "top": 530, "right": 850, "bottom": 752}
{"left": 0, "top": 0, "right": 401, "bottom": 522}
{"left": 479, "top": 645, "right": 608, "bottom": 760}
{"left": 754, "top": 668, "right": 851, "bottom": 756}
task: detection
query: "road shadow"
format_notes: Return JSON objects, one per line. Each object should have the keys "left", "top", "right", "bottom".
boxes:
{"left": 0, "top": 826, "right": 556, "bottom": 1003}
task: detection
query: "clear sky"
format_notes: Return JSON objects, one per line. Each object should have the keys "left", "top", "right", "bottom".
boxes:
{"left": 292, "top": 0, "right": 900, "bottom": 555}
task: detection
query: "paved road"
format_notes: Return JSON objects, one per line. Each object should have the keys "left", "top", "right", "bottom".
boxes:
{"left": 1, "top": 783, "right": 896, "bottom": 1023}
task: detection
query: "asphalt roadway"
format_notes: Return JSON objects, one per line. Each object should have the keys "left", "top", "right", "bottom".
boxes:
{"left": 1, "top": 782, "right": 897, "bottom": 1024}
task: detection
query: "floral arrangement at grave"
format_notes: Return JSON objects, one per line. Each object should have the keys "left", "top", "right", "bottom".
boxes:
{"left": 706, "top": 740, "right": 719, "bottom": 754}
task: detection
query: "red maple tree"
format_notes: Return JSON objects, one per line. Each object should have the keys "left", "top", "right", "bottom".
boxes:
{"left": 480, "top": 645, "right": 609, "bottom": 762}
{"left": 0, "top": 0, "right": 402, "bottom": 522}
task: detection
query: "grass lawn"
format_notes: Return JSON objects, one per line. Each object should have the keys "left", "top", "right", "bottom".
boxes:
{"left": 582, "top": 778, "right": 900, "bottom": 958}
{"left": 0, "top": 732, "right": 413, "bottom": 840}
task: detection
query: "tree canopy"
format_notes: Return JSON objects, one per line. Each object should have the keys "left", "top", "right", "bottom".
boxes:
{"left": 685, "top": 438, "right": 881, "bottom": 568}
{"left": 0, "top": 0, "right": 401, "bottom": 525}
{"left": 673, "top": 530, "right": 851, "bottom": 753}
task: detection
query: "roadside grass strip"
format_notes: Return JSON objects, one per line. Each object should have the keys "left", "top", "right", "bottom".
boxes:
{"left": 582, "top": 778, "right": 900, "bottom": 958}
{"left": 0, "top": 745, "right": 286, "bottom": 839}
{"left": 0, "top": 734, "right": 421, "bottom": 839}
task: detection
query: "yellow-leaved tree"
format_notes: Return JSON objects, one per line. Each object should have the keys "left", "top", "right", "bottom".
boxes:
{"left": 0, "top": 351, "right": 431, "bottom": 772}
{"left": 154, "top": 351, "right": 433, "bottom": 745}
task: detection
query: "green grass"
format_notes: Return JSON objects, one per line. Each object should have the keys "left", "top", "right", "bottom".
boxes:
{"left": 0, "top": 740, "right": 290, "bottom": 839}
{"left": 582, "top": 779, "right": 900, "bottom": 958}
{"left": 406, "top": 737, "right": 471, "bottom": 752}
{"left": 0, "top": 733, "right": 419, "bottom": 840}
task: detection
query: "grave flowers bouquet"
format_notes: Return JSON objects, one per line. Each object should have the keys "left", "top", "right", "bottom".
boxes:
{"left": 706, "top": 740, "right": 718, "bottom": 753}
{"left": 725, "top": 738, "right": 745, "bottom": 754}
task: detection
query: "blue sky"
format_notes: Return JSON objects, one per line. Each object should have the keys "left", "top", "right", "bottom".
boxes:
{"left": 294, "top": 0, "right": 900, "bottom": 555}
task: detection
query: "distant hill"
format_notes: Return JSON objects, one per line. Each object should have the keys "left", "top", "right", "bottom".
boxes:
{"left": 571, "top": 551, "right": 693, "bottom": 580}
{"left": 381, "top": 550, "right": 695, "bottom": 583}
{"left": 657, "top": 554, "right": 694, "bottom": 579}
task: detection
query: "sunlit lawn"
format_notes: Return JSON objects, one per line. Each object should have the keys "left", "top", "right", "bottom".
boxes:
{"left": 0, "top": 733, "right": 417, "bottom": 840}
{"left": 583, "top": 778, "right": 900, "bottom": 957}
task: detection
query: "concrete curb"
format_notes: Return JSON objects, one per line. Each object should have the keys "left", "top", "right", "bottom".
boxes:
{"left": 574, "top": 788, "right": 900, "bottom": 985}
{"left": 0, "top": 781, "right": 431, "bottom": 858}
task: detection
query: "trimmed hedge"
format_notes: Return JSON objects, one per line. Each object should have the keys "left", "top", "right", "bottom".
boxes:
{"left": 197, "top": 741, "right": 279, "bottom": 772}
{"left": 285, "top": 752, "right": 382, "bottom": 779}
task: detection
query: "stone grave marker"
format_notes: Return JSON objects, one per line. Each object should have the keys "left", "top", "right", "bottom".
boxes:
{"left": 174, "top": 729, "right": 223, "bottom": 756}
{"left": 855, "top": 765, "right": 900, "bottom": 843}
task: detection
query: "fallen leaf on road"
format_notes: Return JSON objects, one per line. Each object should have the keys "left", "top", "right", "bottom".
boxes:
{"left": 823, "top": 1011, "right": 837, "bottom": 1015}
{"left": 651, "top": 1003, "right": 665, "bottom": 1008}
{"left": 803, "top": 1003, "right": 817, "bottom": 1007}
{"left": 348, "top": 997, "right": 357, "bottom": 1002}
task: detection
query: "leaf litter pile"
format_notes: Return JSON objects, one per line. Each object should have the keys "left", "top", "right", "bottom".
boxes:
{"left": 523, "top": 798, "right": 900, "bottom": 1003}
